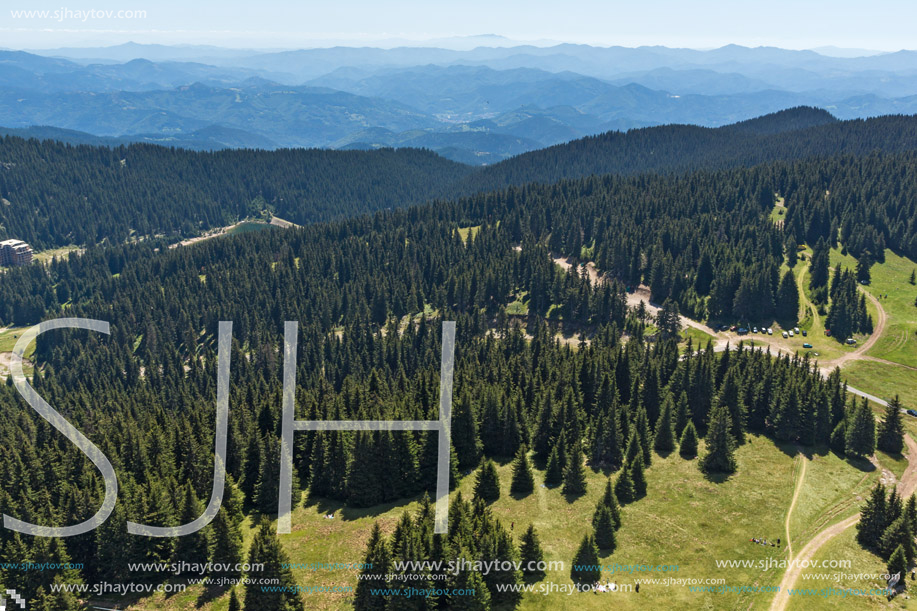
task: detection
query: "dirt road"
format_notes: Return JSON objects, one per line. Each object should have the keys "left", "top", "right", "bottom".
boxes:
{"left": 769, "top": 433, "right": 917, "bottom": 611}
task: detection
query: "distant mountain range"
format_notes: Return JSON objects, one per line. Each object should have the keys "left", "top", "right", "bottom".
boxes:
{"left": 2, "top": 43, "right": 917, "bottom": 162}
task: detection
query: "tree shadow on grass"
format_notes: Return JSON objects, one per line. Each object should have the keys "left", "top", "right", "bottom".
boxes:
{"left": 703, "top": 471, "right": 733, "bottom": 484}
{"left": 196, "top": 580, "right": 232, "bottom": 607}
{"left": 845, "top": 455, "right": 876, "bottom": 473}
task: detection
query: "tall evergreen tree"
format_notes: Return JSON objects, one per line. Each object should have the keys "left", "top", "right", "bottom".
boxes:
{"left": 355, "top": 523, "right": 392, "bottom": 611}
{"left": 776, "top": 269, "right": 800, "bottom": 325}
{"left": 519, "top": 524, "right": 546, "bottom": 580}
{"left": 700, "top": 405, "right": 737, "bottom": 474}
{"left": 857, "top": 483, "right": 889, "bottom": 548}
{"left": 845, "top": 400, "right": 876, "bottom": 459}
{"left": 570, "top": 534, "right": 600, "bottom": 586}
{"left": 244, "top": 518, "right": 304, "bottom": 611}
{"left": 679, "top": 421, "right": 698, "bottom": 458}
{"left": 474, "top": 459, "right": 501, "bottom": 503}
{"left": 562, "top": 441, "right": 588, "bottom": 497}
{"left": 593, "top": 505, "right": 617, "bottom": 553}
{"left": 654, "top": 395, "right": 676, "bottom": 453}
{"left": 877, "top": 396, "right": 905, "bottom": 455}
{"left": 510, "top": 446, "right": 535, "bottom": 496}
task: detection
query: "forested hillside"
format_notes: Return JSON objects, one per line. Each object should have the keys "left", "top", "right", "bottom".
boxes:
{"left": 2, "top": 126, "right": 916, "bottom": 607}
{"left": 0, "top": 140, "right": 471, "bottom": 248}
{"left": 2, "top": 110, "right": 917, "bottom": 249}
{"left": 458, "top": 111, "right": 917, "bottom": 193}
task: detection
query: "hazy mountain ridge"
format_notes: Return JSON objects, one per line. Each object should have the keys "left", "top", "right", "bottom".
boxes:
{"left": 4, "top": 43, "right": 917, "bottom": 163}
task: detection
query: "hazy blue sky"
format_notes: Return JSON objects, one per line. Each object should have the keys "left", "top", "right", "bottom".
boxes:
{"left": 2, "top": 0, "right": 913, "bottom": 50}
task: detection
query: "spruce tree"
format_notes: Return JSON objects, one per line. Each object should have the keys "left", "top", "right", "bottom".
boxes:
{"left": 474, "top": 459, "right": 501, "bottom": 503}
{"left": 244, "top": 518, "right": 304, "bottom": 611}
{"left": 173, "top": 481, "right": 212, "bottom": 571}
{"left": 562, "top": 441, "right": 588, "bottom": 496}
{"left": 857, "top": 483, "right": 888, "bottom": 548}
{"left": 544, "top": 444, "right": 564, "bottom": 487}
{"left": 877, "top": 396, "right": 905, "bottom": 455}
{"left": 679, "top": 421, "right": 698, "bottom": 458}
{"left": 776, "top": 269, "right": 800, "bottom": 325}
{"left": 597, "top": 479, "right": 622, "bottom": 529}
{"left": 830, "top": 421, "right": 847, "bottom": 455}
{"left": 509, "top": 446, "right": 535, "bottom": 496}
{"left": 674, "top": 391, "right": 691, "bottom": 437}
{"left": 211, "top": 506, "right": 244, "bottom": 578}
{"left": 888, "top": 545, "right": 908, "bottom": 589}
{"left": 614, "top": 466, "right": 635, "bottom": 504}
{"left": 519, "top": 524, "right": 546, "bottom": 580}
{"left": 593, "top": 505, "right": 617, "bottom": 553}
{"left": 354, "top": 523, "right": 391, "bottom": 611}
{"left": 629, "top": 453, "right": 647, "bottom": 498}
{"left": 570, "top": 534, "right": 600, "bottom": 586}
{"left": 845, "top": 401, "right": 876, "bottom": 459}
{"left": 654, "top": 396, "right": 676, "bottom": 453}
{"left": 880, "top": 515, "right": 916, "bottom": 563}
{"left": 700, "top": 405, "right": 737, "bottom": 474}
{"left": 228, "top": 589, "right": 241, "bottom": 611}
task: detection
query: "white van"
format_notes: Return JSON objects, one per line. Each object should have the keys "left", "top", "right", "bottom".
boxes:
{"left": 782, "top": 331, "right": 789, "bottom": 338}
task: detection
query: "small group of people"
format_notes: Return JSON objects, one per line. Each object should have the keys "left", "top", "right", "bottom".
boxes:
{"left": 750, "top": 537, "right": 779, "bottom": 547}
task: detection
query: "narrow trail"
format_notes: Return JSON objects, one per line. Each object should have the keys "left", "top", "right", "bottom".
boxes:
{"left": 784, "top": 451, "right": 808, "bottom": 562}
{"left": 769, "top": 433, "right": 917, "bottom": 611}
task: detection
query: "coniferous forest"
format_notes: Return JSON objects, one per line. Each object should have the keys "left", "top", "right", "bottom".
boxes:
{"left": 1, "top": 109, "right": 917, "bottom": 609}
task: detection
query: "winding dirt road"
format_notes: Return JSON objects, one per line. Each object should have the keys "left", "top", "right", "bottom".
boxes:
{"left": 769, "top": 434, "right": 917, "bottom": 611}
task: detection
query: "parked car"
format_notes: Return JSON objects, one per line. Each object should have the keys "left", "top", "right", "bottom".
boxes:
{"left": 788, "top": 331, "right": 794, "bottom": 337}
{"left": 767, "top": 328, "right": 773, "bottom": 335}
{"left": 801, "top": 330, "right": 807, "bottom": 337}
{"left": 753, "top": 327, "right": 758, "bottom": 334}
{"left": 907, "top": 409, "right": 917, "bottom": 418}
{"left": 846, "top": 337, "right": 857, "bottom": 345}
{"left": 730, "top": 325, "right": 737, "bottom": 332}
{"left": 782, "top": 331, "right": 789, "bottom": 338}
{"left": 825, "top": 329, "right": 832, "bottom": 337}
{"left": 803, "top": 343, "right": 813, "bottom": 349}
{"left": 794, "top": 327, "right": 800, "bottom": 334}
{"left": 737, "top": 327, "right": 748, "bottom": 335}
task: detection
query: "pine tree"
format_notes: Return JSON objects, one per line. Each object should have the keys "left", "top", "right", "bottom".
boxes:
{"left": 173, "top": 481, "right": 211, "bottom": 571}
{"left": 679, "top": 421, "right": 698, "bottom": 458}
{"left": 593, "top": 505, "right": 617, "bottom": 553}
{"left": 453, "top": 392, "right": 483, "bottom": 471}
{"left": 544, "top": 443, "right": 565, "bottom": 486}
{"left": 830, "top": 421, "right": 847, "bottom": 455}
{"left": 354, "top": 523, "right": 391, "bottom": 611}
{"left": 597, "top": 479, "right": 622, "bottom": 529}
{"left": 776, "top": 269, "right": 799, "bottom": 325}
{"left": 614, "top": 466, "right": 635, "bottom": 504}
{"left": 674, "top": 391, "right": 691, "bottom": 438}
{"left": 654, "top": 396, "right": 676, "bottom": 453}
{"left": 888, "top": 545, "right": 908, "bottom": 589}
{"left": 211, "top": 507, "right": 244, "bottom": 578}
{"left": 244, "top": 517, "right": 304, "bottom": 611}
{"left": 856, "top": 251, "right": 872, "bottom": 285}
{"left": 474, "top": 459, "right": 501, "bottom": 503}
{"left": 519, "top": 524, "right": 546, "bottom": 580}
{"left": 880, "top": 515, "right": 916, "bottom": 563}
{"left": 228, "top": 589, "right": 241, "bottom": 611}
{"left": 629, "top": 453, "right": 647, "bottom": 497}
{"left": 570, "top": 534, "right": 600, "bottom": 586}
{"left": 845, "top": 401, "right": 876, "bottom": 459}
{"left": 877, "top": 396, "right": 905, "bottom": 455}
{"left": 857, "top": 483, "right": 888, "bottom": 548}
{"left": 562, "top": 441, "right": 588, "bottom": 496}
{"left": 510, "top": 446, "right": 535, "bottom": 496}
{"left": 700, "top": 405, "right": 737, "bottom": 474}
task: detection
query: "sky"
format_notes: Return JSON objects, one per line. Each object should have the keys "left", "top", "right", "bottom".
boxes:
{"left": 1, "top": 0, "right": 913, "bottom": 51}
